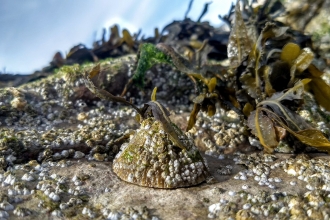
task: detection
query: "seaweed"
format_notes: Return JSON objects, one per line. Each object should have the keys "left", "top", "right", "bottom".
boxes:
{"left": 83, "top": 66, "right": 186, "bottom": 150}
{"left": 83, "top": 64, "right": 144, "bottom": 115}
{"left": 186, "top": 75, "right": 218, "bottom": 131}
{"left": 249, "top": 80, "right": 330, "bottom": 153}
{"left": 133, "top": 43, "right": 173, "bottom": 87}
{"left": 227, "top": 1, "right": 253, "bottom": 69}
{"left": 126, "top": 0, "right": 330, "bottom": 154}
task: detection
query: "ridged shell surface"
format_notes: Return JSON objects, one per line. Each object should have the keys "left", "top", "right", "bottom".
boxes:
{"left": 113, "top": 118, "right": 209, "bottom": 188}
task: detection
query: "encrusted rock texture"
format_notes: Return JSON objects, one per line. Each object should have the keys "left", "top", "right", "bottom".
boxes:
{"left": 0, "top": 53, "right": 330, "bottom": 220}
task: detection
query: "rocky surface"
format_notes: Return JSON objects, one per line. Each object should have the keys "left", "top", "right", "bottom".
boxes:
{"left": 1, "top": 1, "right": 330, "bottom": 218}
{"left": 1, "top": 150, "right": 330, "bottom": 219}
{"left": 0, "top": 0, "right": 330, "bottom": 220}
{"left": 0, "top": 53, "right": 330, "bottom": 220}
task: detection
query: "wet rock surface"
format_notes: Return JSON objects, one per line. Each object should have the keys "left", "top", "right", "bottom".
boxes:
{"left": 0, "top": 54, "right": 329, "bottom": 219}
{"left": 1, "top": 149, "right": 330, "bottom": 219}
{"left": 1, "top": 1, "right": 330, "bottom": 218}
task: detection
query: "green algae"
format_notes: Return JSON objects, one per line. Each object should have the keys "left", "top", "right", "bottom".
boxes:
{"left": 133, "top": 43, "right": 173, "bottom": 87}
{"left": 34, "top": 190, "right": 59, "bottom": 210}
{"left": 123, "top": 150, "right": 134, "bottom": 162}
{"left": 0, "top": 135, "right": 22, "bottom": 152}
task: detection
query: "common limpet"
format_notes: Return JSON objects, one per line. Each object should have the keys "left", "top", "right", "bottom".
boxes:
{"left": 113, "top": 117, "right": 209, "bottom": 188}
{"left": 83, "top": 69, "right": 210, "bottom": 188}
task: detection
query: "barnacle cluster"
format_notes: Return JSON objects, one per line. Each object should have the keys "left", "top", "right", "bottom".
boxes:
{"left": 82, "top": 65, "right": 210, "bottom": 188}
{"left": 0, "top": 155, "right": 162, "bottom": 219}
{"left": 0, "top": 0, "right": 330, "bottom": 219}
{"left": 113, "top": 117, "right": 209, "bottom": 188}
{"left": 207, "top": 152, "right": 330, "bottom": 219}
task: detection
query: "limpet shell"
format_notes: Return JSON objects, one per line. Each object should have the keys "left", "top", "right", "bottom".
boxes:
{"left": 113, "top": 117, "right": 209, "bottom": 188}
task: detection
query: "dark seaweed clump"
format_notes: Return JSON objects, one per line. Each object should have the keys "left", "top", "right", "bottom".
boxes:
{"left": 126, "top": 0, "right": 330, "bottom": 154}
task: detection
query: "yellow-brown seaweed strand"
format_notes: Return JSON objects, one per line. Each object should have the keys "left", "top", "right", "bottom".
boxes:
{"left": 150, "top": 87, "right": 186, "bottom": 150}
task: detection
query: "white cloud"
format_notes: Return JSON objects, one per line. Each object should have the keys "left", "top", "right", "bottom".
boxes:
{"left": 126, "top": 0, "right": 155, "bottom": 29}
{"left": 104, "top": 17, "right": 139, "bottom": 33}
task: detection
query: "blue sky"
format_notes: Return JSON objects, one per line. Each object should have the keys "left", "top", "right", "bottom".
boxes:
{"left": 0, "top": 0, "right": 233, "bottom": 74}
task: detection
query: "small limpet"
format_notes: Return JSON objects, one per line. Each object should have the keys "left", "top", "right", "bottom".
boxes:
{"left": 113, "top": 117, "right": 210, "bottom": 188}
{"left": 82, "top": 70, "right": 210, "bottom": 188}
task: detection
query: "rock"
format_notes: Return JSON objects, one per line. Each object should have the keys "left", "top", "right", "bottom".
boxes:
{"left": 113, "top": 117, "right": 209, "bottom": 188}
{"left": 0, "top": 54, "right": 329, "bottom": 218}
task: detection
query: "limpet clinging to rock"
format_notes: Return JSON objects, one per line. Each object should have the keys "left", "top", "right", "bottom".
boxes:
{"left": 82, "top": 66, "right": 210, "bottom": 188}
{"left": 113, "top": 117, "right": 210, "bottom": 188}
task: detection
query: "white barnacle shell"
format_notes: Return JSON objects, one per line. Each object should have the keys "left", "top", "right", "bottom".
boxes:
{"left": 113, "top": 117, "right": 209, "bottom": 188}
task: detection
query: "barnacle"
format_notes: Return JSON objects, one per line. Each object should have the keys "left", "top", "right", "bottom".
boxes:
{"left": 113, "top": 88, "right": 209, "bottom": 188}
{"left": 83, "top": 65, "right": 210, "bottom": 188}
{"left": 113, "top": 117, "right": 209, "bottom": 188}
